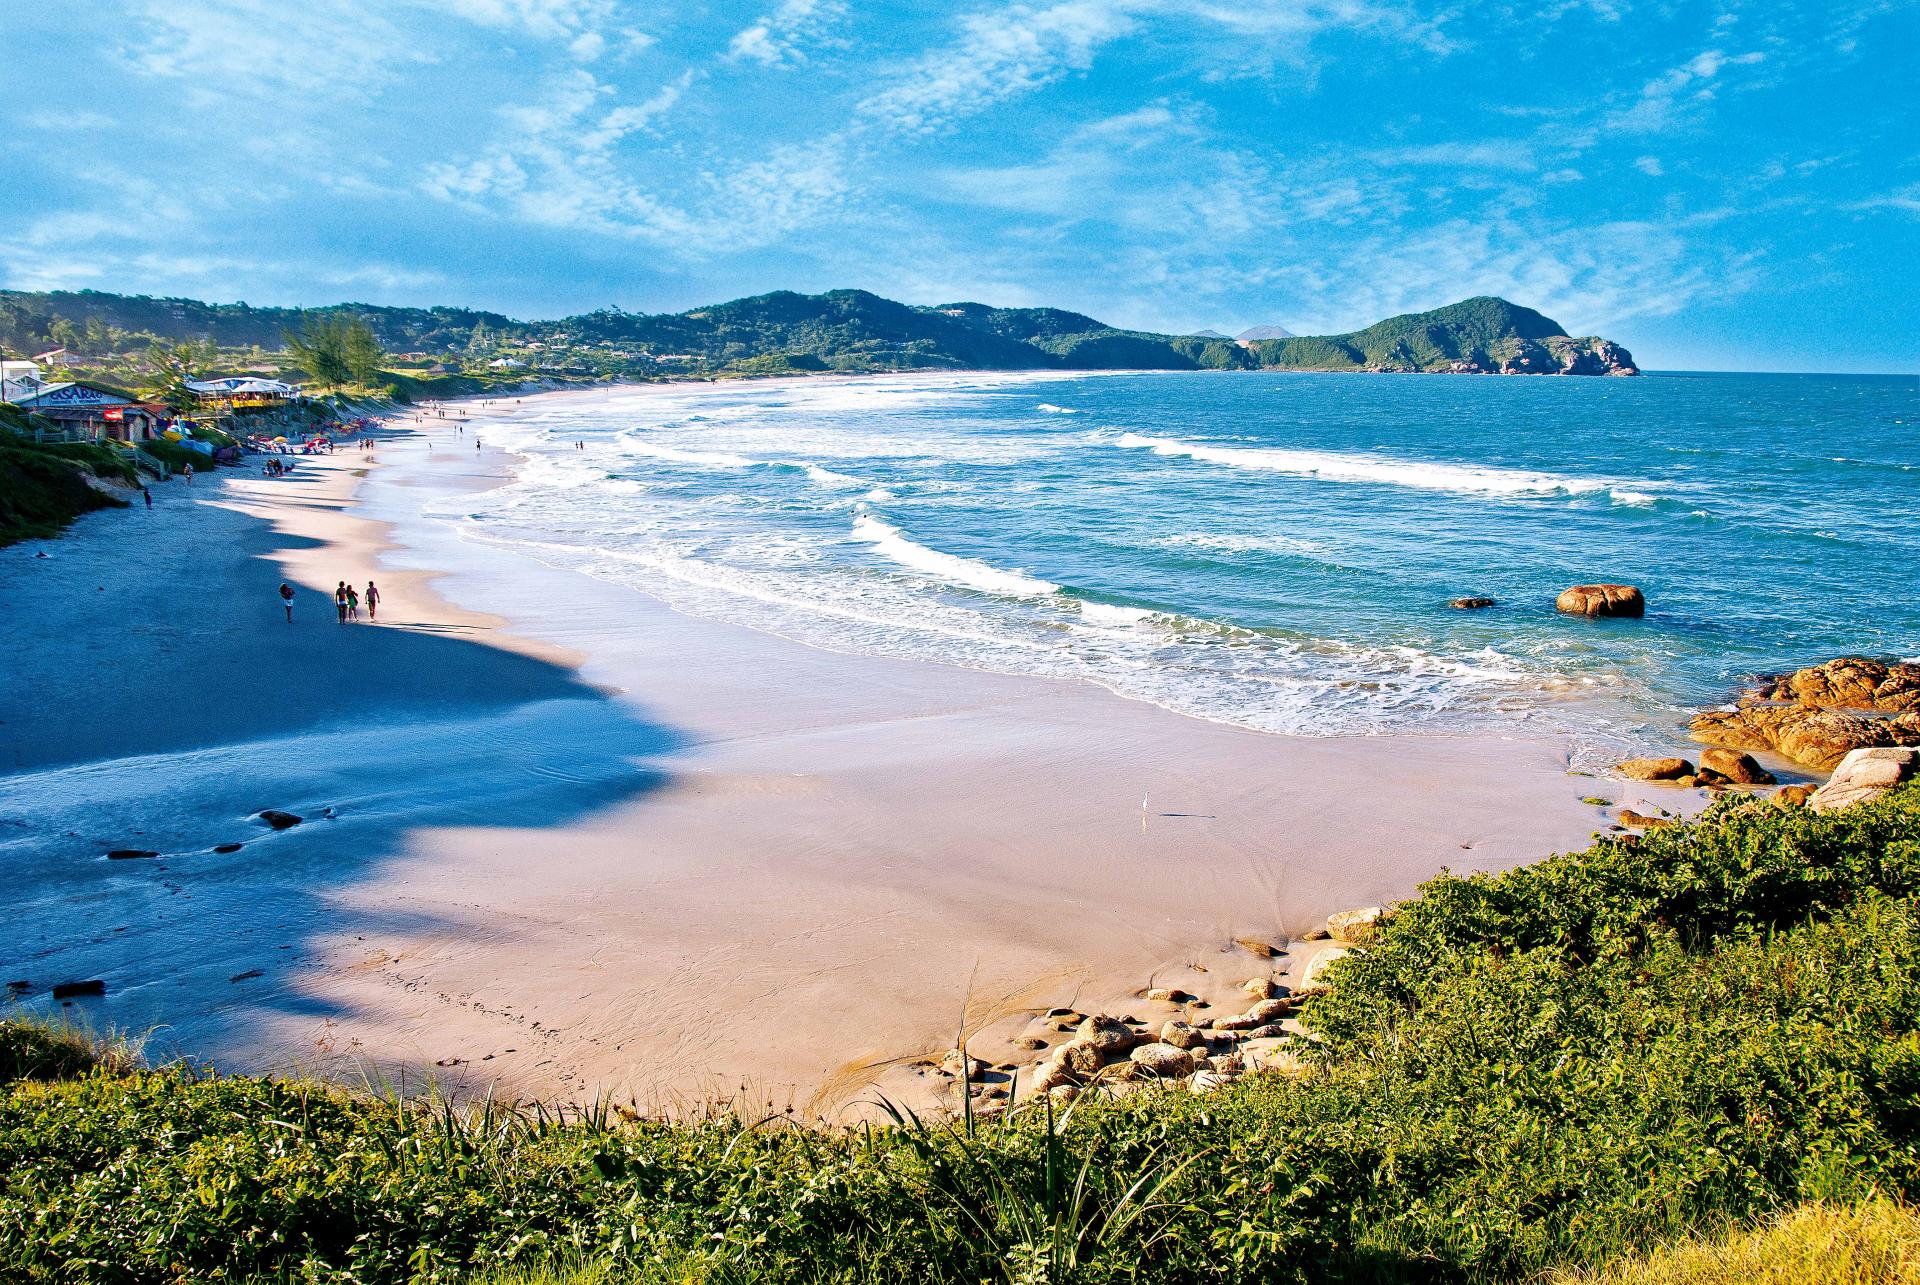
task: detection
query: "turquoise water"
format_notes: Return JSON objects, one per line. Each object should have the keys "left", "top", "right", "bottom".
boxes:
{"left": 451, "top": 370, "right": 1917, "bottom": 757}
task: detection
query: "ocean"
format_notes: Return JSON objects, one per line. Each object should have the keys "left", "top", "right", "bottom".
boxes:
{"left": 444, "top": 370, "right": 1918, "bottom": 763}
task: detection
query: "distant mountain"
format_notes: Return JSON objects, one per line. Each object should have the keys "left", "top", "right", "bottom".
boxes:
{"left": 1243, "top": 297, "right": 1638, "bottom": 375}
{"left": 0, "top": 288, "right": 1637, "bottom": 377}
{"left": 1235, "top": 324, "right": 1294, "bottom": 341}
{"left": 1189, "top": 329, "right": 1230, "bottom": 339}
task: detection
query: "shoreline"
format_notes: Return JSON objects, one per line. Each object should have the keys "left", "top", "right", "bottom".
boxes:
{"left": 5, "top": 390, "right": 1639, "bottom": 1118}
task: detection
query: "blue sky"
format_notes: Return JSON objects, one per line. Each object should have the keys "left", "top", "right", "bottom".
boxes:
{"left": 3, "top": 1, "right": 1915, "bottom": 371}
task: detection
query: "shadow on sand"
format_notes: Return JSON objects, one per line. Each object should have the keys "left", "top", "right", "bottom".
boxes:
{"left": 0, "top": 571, "right": 684, "bottom": 1094}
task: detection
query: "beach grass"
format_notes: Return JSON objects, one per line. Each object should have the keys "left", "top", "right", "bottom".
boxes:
{"left": 1548, "top": 1199, "right": 1920, "bottom": 1284}
{"left": 4, "top": 782, "right": 1918, "bottom": 1283}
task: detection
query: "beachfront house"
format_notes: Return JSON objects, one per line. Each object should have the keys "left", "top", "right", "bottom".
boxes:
{"left": 186, "top": 377, "right": 301, "bottom": 412}
{"left": 2, "top": 359, "right": 47, "bottom": 403}
{"left": 11, "top": 380, "right": 163, "bottom": 443}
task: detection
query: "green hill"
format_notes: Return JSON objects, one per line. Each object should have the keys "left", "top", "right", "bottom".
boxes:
{"left": 1250, "top": 297, "right": 1639, "bottom": 374}
{"left": 0, "top": 287, "right": 1638, "bottom": 377}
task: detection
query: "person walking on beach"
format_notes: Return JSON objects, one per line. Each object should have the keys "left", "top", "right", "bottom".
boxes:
{"left": 345, "top": 584, "right": 360, "bottom": 621}
{"left": 365, "top": 580, "right": 380, "bottom": 621}
{"left": 182, "top": 462, "right": 194, "bottom": 485}
{"left": 142, "top": 486, "right": 152, "bottom": 508}
{"left": 279, "top": 582, "right": 295, "bottom": 622}
{"left": 335, "top": 581, "right": 349, "bottom": 624}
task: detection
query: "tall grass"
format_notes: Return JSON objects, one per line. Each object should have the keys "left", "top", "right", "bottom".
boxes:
{"left": 1551, "top": 1200, "right": 1920, "bottom": 1285}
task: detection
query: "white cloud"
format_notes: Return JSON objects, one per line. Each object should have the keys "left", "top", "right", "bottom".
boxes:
{"left": 1634, "top": 155, "right": 1665, "bottom": 176}
{"left": 421, "top": 70, "right": 848, "bottom": 252}
{"left": 857, "top": 0, "right": 1143, "bottom": 131}
{"left": 856, "top": 1, "right": 1450, "bottom": 134}
{"left": 1367, "top": 141, "right": 1538, "bottom": 172}
{"left": 122, "top": 0, "right": 429, "bottom": 94}
{"left": 1612, "top": 46, "right": 1767, "bottom": 133}
{"left": 728, "top": 0, "right": 846, "bottom": 67}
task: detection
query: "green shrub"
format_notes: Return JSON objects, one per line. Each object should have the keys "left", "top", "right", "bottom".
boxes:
{"left": 3, "top": 787, "right": 1917, "bottom": 1283}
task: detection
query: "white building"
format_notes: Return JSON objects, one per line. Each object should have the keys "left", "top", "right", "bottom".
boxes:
{"left": 1, "top": 360, "right": 45, "bottom": 403}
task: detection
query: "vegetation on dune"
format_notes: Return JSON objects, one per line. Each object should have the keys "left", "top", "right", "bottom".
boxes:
{"left": 0, "top": 403, "right": 139, "bottom": 545}
{"left": 1548, "top": 1199, "right": 1920, "bottom": 1284}
{"left": 3, "top": 785, "right": 1917, "bottom": 1282}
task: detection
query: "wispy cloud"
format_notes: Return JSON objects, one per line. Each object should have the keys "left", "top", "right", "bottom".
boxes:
{"left": 728, "top": 0, "right": 846, "bottom": 66}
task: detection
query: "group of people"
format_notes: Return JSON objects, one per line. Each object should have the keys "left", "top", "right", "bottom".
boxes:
{"left": 272, "top": 580, "right": 382, "bottom": 624}
{"left": 334, "top": 580, "right": 380, "bottom": 623}
{"left": 262, "top": 457, "right": 294, "bottom": 477}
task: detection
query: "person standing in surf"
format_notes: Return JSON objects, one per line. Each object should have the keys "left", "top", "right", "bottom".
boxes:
{"left": 365, "top": 581, "right": 380, "bottom": 621}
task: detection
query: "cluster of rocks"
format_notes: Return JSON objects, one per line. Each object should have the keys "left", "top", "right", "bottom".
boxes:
{"left": 1616, "top": 747, "right": 1774, "bottom": 791}
{"left": 933, "top": 910, "right": 1388, "bottom": 1109}
{"left": 1690, "top": 658, "right": 1920, "bottom": 771}
{"left": 1609, "top": 659, "right": 1920, "bottom": 816}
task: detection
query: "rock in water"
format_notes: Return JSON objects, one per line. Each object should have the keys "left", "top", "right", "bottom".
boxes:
{"left": 1698, "top": 748, "right": 1775, "bottom": 785}
{"left": 1556, "top": 584, "right": 1645, "bottom": 618}
{"left": 1617, "top": 757, "right": 1693, "bottom": 781}
{"left": 1450, "top": 597, "right": 1497, "bottom": 609}
{"left": 1754, "top": 658, "right": 1920, "bottom": 713}
{"left": 1810, "top": 748, "right": 1919, "bottom": 813}
{"left": 257, "top": 810, "right": 304, "bottom": 830}
{"left": 51, "top": 979, "right": 106, "bottom": 999}
{"left": 106, "top": 849, "right": 160, "bottom": 861}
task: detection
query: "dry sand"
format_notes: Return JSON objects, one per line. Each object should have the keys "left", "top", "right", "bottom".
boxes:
{"left": 0, "top": 394, "right": 1642, "bottom": 1117}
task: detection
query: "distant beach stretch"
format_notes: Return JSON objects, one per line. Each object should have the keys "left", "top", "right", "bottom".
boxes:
{"left": 4, "top": 369, "right": 1914, "bottom": 1118}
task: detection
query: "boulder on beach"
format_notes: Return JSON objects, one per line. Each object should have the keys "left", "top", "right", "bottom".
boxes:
{"left": 1556, "top": 584, "right": 1645, "bottom": 618}
{"left": 1129, "top": 1042, "right": 1197, "bottom": 1078}
{"left": 257, "top": 810, "right": 304, "bottom": 830}
{"left": 1617, "top": 756, "right": 1693, "bottom": 782}
{"left": 1698, "top": 747, "right": 1775, "bottom": 785}
{"left": 1772, "top": 784, "right": 1814, "bottom": 808}
{"left": 1753, "top": 657, "right": 1920, "bottom": 714}
{"left": 1690, "top": 705, "right": 1920, "bottom": 771}
{"left": 1327, "top": 906, "right": 1388, "bottom": 944}
{"left": 1077, "top": 1015, "right": 1135, "bottom": 1054}
{"left": 1617, "top": 809, "right": 1674, "bottom": 829}
{"left": 1810, "top": 748, "right": 1919, "bottom": 814}
{"left": 1450, "top": 597, "right": 1497, "bottom": 610}
{"left": 1159, "top": 1020, "right": 1205, "bottom": 1050}
{"left": 1057, "top": 1039, "right": 1106, "bottom": 1076}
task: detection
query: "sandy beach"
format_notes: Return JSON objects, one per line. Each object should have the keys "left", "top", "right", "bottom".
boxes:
{"left": 0, "top": 387, "right": 1640, "bottom": 1117}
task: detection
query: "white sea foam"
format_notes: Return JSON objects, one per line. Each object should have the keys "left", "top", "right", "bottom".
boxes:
{"left": 851, "top": 515, "right": 1060, "bottom": 598}
{"left": 1037, "top": 403, "right": 1082, "bottom": 415}
{"left": 798, "top": 463, "right": 867, "bottom": 487}
{"left": 1078, "top": 601, "right": 1156, "bottom": 626}
{"left": 1114, "top": 432, "right": 1649, "bottom": 503}
{"left": 1155, "top": 532, "right": 1328, "bottom": 558}
{"left": 622, "top": 441, "right": 757, "bottom": 468}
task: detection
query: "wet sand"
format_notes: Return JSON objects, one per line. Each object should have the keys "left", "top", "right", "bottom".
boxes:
{"left": 0, "top": 393, "right": 1630, "bottom": 1117}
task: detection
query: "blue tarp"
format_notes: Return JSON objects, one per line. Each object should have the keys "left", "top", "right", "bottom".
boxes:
{"left": 177, "top": 437, "right": 214, "bottom": 455}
